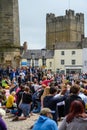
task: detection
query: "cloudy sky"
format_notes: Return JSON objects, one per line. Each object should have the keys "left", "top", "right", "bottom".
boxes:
{"left": 18, "top": 0, "right": 87, "bottom": 49}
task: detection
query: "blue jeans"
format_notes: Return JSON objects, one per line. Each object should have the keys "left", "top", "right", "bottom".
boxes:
{"left": 19, "top": 103, "right": 30, "bottom": 117}
{"left": 32, "top": 101, "right": 41, "bottom": 113}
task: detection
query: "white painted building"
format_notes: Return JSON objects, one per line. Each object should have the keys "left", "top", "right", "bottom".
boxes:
{"left": 21, "top": 48, "right": 83, "bottom": 74}
{"left": 54, "top": 49, "right": 83, "bottom": 74}
{"left": 82, "top": 48, "right": 87, "bottom": 73}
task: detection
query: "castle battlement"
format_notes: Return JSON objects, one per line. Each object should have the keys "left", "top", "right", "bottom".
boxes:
{"left": 46, "top": 10, "right": 84, "bottom": 50}
{"left": 47, "top": 10, "right": 84, "bottom": 23}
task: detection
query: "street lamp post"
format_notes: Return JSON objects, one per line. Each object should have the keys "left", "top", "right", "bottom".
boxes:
{"left": 31, "top": 53, "right": 35, "bottom": 67}
{"left": 41, "top": 48, "right": 46, "bottom": 68}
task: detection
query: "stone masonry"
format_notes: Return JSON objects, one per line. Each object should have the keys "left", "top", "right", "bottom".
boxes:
{"left": 0, "top": 0, "right": 21, "bottom": 67}
{"left": 46, "top": 9, "right": 84, "bottom": 50}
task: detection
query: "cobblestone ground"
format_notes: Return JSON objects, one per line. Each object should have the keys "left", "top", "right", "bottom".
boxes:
{"left": 3, "top": 113, "right": 39, "bottom": 130}
{"left": 3, "top": 113, "right": 62, "bottom": 130}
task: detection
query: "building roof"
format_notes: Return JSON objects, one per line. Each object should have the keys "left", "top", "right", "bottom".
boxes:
{"left": 22, "top": 49, "right": 54, "bottom": 59}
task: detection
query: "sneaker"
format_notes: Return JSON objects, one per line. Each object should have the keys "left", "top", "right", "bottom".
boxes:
{"left": 12, "top": 116, "right": 18, "bottom": 121}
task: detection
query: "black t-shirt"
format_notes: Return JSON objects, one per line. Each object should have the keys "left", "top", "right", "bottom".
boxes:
{"left": 22, "top": 92, "right": 32, "bottom": 104}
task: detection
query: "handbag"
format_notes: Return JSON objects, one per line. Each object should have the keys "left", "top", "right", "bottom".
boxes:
{"left": 18, "top": 93, "right": 23, "bottom": 109}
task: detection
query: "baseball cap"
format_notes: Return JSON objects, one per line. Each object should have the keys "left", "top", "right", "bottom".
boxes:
{"left": 40, "top": 108, "right": 55, "bottom": 115}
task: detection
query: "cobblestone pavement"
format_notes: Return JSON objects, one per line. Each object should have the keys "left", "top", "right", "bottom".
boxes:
{"left": 3, "top": 113, "right": 62, "bottom": 130}
{"left": 3, "top": 113, "right": 39, "bottom": 130}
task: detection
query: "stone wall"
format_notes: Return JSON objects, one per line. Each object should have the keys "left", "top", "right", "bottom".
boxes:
{"left": 0, "top": 0, "right": 20, "bottom": 67}
{"left": 46, "top": 9, "right": 84, "bottom": 50}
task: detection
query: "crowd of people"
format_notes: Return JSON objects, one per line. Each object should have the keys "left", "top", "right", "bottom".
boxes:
{"left": 0, "top": 66, "right": 87, "bottom": 129}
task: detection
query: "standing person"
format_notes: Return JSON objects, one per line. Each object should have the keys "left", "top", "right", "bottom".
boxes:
{"left": 32, "top": 107, "right": 58, "bottom": 130}
{"left": 59, "top": 100, "right": 87, "bottom": 130}
{"left": 0, "top": 108, "right": 7, "bottom": 130}
{"left": 19, "top": 70, "right": 25, "bottom": 83}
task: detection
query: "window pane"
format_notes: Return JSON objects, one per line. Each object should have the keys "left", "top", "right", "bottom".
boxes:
{"left": 49, "top": 62, "right": 52, "bottom": 67}
{"left": 27, "top": 59, "right": 31, "bottom": 66}
{"left": 72, "top": 51, "right": 75, "bottom": 55}
{"left": 84, "top": 61, "right": 87, "bottom": 66}
{"left": 61, "top": 60, "right": 64, "bottom": 65}
{"left": 35, "top": 59, "right": 39, "bottom": 66}
{"left": 61, "top": 51, "right": 64, "bottom": 55}
{"left": 72, "top": 60, "right": 76, "bottom": 65}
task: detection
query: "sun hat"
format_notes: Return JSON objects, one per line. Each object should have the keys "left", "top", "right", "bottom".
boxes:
{"left": 40, "top": 108, "right": 55, "bottom": 115}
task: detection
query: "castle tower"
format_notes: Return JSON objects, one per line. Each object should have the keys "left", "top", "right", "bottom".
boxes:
{"left": 46, "top": 10, "right": 84, "bottom": 49}
{"left": 0, "top": 0, "right": 21, "bottom": 67}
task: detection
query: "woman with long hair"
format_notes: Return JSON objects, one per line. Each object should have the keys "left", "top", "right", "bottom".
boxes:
{"left": 41, "top": 86, "right": 50, "bottom": 108}
{"left": 59, "top": 100, "right": 87, "bottom": 130}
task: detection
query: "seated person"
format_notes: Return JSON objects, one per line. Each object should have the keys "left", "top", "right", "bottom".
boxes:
{"left": 6, "top": 91, "right": 16, "bottom": 110}
{"left": 32, "top": 107, "right": 58, "bottom": 130}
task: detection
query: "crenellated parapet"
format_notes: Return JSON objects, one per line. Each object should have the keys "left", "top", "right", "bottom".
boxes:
{"left": 46, "top": 9, "right": 84, "bottom": 50}
{"left": 47, "top": 9, "right": 84, "bottom": 23}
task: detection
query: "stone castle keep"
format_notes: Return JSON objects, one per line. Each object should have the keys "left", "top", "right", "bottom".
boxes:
{"left": 0, "top": 0, "right": 20, "bottom": 67}
{"left": 46, "top": 10, "right": 84, "bottom": 49}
